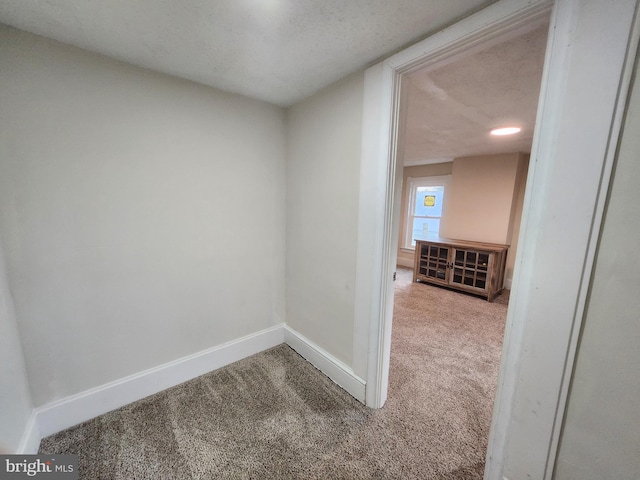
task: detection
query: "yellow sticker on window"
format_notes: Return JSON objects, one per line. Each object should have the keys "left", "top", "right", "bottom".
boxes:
{"left": 424, "top": 195, "right": 436, "bottom": 207}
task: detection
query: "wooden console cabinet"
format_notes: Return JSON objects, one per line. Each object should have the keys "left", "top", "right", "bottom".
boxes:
{"left": 412, "top": 237, "right": 508, "bottom": 301}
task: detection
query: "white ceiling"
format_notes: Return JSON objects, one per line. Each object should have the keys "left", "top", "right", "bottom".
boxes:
{"left": 0, "top": 0, "right": 496, "bottom": 107}
{"left": 0, "top": 1, "right": 549, "bottom": 163}
{"left": 402, "top": 20, "right": 549, "bottom": 165}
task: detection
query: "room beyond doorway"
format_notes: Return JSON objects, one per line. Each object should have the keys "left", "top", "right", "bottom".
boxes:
{"left": 388, "top": 10, "right": 549, "bottom": 478}
{"left": 391, "top": 266, "right": 509, "bottom": 477}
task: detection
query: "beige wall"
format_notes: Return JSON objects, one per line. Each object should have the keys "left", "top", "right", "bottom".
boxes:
{"left": 554, "top": 52, "right": 640, "bottom": 480}
{"left": 0, "top": 237, "right": 33, "bottom": 453}
{"left": 443, "top": 153, "right": 521, "bottom": 244}
{"left": 286, "top": 72, "right": 364, "bottom": 367}
{"left": 398, "top": 153, "right": 528, "bottom": 288}
{"left": 0, "top": 25, "right": 287, "bottom": 407}
{"left": 504, "top": 154, "right": 529, "bottom": 286}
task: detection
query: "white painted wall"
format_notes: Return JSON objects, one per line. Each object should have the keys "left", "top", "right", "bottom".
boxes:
{"left": 0, "top": 237, "right": 34, "bottom": 453}
{"left": 285, "top": 72, "right": 364, "bottom": 369}
{"left": 0, "top": 25, "right": 286, "bottom": 407}
{"left": 488, "top": 0, "right": 640, "bottom": 477}
{"left": 553, "top": 51, "right": 640, "bottom": 480}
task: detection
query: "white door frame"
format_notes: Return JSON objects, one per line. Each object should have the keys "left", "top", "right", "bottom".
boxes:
{"left": 353, "top": 0, "right": 640, "bottom": 478}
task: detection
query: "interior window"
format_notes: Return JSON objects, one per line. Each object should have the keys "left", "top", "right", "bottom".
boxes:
{"left": 405, "top": 176, "right": 450, "bottom": 247}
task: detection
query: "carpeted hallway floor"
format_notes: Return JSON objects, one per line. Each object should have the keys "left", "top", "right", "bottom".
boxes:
{"left": 39, "top": 267, "right": 508, "bottom": 479}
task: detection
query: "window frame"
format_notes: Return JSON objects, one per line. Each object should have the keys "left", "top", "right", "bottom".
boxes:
{"left": 404, "top": 175, "right": 451, "bottom": 249}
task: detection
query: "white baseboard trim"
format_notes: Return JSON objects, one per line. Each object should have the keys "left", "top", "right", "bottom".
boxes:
{"left": 33, "top": 322, "right": 367, "bottom": 442}
{"left": 36, "top": 323, "right": 285, "bottom": 438}
{"left": 284, "top": 325, "right": 366, "bottom": 403}
{"left": 504, "top": 277, "right": 512, "bottom": 290}
{"left": 18, "top": 411, "right": 40, "bottom": 454}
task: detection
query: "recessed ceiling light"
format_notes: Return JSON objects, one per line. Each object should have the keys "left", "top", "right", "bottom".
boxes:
{"left": 490, "top": 126, "right": 521, "bottom": 136}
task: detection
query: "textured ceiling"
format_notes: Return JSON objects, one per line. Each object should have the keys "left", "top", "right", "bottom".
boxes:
{"left": 1, "top": 1, "right": 549, "bottom": 163}
{"left": 402, "top": 20, "right": 549, "bottom": 165}
{"left": 0, "top": 0, "right": 496, "bottom": 107}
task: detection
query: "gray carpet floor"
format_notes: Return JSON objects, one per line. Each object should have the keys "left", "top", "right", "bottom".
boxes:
{"left": 39, "top": 267, "right": 508, "bottom": 479}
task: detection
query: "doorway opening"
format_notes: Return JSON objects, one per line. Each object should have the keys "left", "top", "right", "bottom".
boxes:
{"left": 354, "top": 0, "right": 640, "bottom": 478}
{"left": 387, "top": 16, "right": 550, "bottom": 476}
